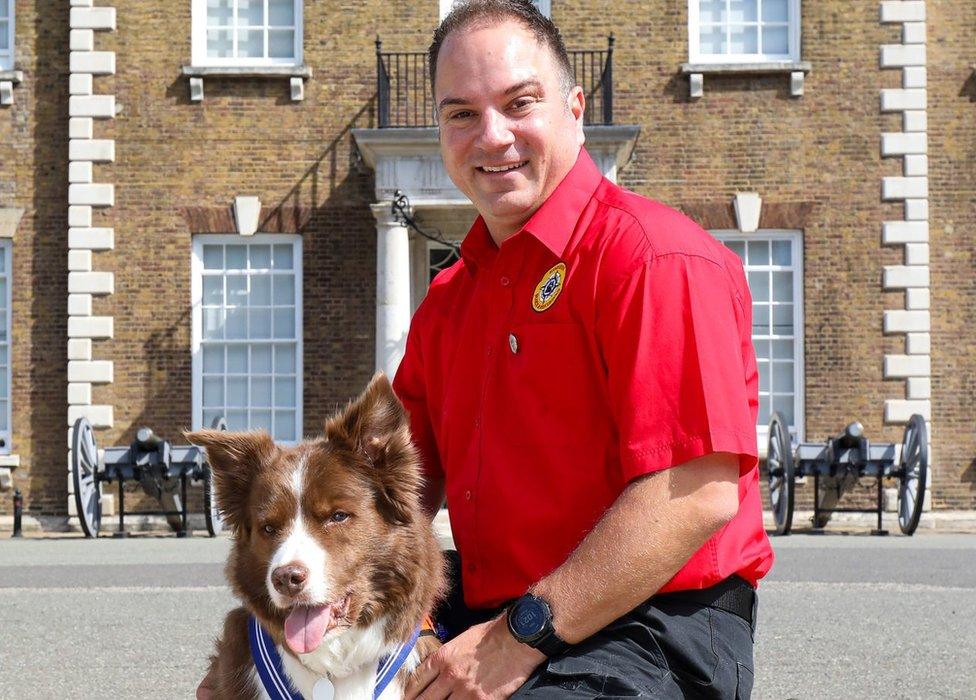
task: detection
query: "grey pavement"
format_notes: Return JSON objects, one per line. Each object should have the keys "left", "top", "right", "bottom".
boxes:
{"left": 0, "top": 532, "right": 973, "bottom": 699}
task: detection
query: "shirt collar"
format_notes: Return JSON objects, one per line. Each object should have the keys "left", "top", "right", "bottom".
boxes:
{"left": 460, "top": 148, "right": 604, "bottom": 271}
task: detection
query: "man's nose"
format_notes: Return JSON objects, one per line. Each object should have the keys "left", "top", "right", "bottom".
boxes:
{"left": 272, "top": 563, "right": 309, "bottom": 597}
{"left": 476, "top": 109, "right": 515, "bottom": 150}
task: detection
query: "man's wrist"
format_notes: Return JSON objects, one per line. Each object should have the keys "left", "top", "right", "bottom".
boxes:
{"left": 505, "top": 593, "right": 570, "bottom": 657}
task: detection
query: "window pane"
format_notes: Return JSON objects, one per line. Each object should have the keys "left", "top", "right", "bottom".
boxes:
{"left": 772, "top": 271, "right": 793, "bottom": 302}
{"left": 237, "top": 29, "right": 264, "bottom": 58}
{"left": 273, "top": 276, "right": 294, "bottom": 305}
{"left": 268, "top": 30, "right": 295, "bottom": 59}
{"left": 752, "top": 304, "right": 770, "bottom": 334}
{"left": 730, "top": 25, "right": 759, "bottom": 54}
{"left": 237, "top": 0, "right": 265, "bottom": 27}
{"left": 203, "top": 377, "right": 224, "bottom": 407}
{"left": 269, "top": 0, "right": 294, "bottom": 26}
{"left": 203, "top": 276, "right": 223, "bottom": 305}
{"left": 227, "top": 345, "right": 247, "bottom": 372}
{"left": 275, "top": 410, "right": 296, "bottom": 441}
{"left": 249, "top": 308, "right": 272, "bottom": 339}
{"left": 226, "top": 275, "right": 247, "bottom": 305}
{"left": 773, "top": 395, "right": 794, "bottom": 425}
{"left": 275, "top": 377, "right": 296, "bottom": 407}
{"left": 203, "top": 345, "right": 224, "bottom": 373}
{"left": 250, "top": 276, "right": 271, "bottom": 305}
{"left": 227, "top": 409, "right": 247, "bottom": 430}
{"left": 772, "top": 339, "right": 793, "bottom": 359}
{"left": 747, "top": 241, "right": 769, "bottom": 265}
{"left": 699, "top": 24, "right": 726, "bottom": 55}
{"left": 729, "top": 0, "right": 758, "bottom": 22}
{"left": 771, "top": 239, "right": 791, "bottom": 265}
{"left": 772, "top": 362, "right": 794, "bottom": 393}
{"left": 226, "top": 307, "right": 246, "bottom": 338}
{"left": 0, "top": 26, "right": 7, "bottom": 52}
{"left": 206, "top": 0, "right": 233, "bottom": 26}
{"left": 275, "top": 345, "right": 295, "bottom": 373}
{"left": 699, "top": 0, "right": 726, "bottom": 23}
{"left": 725, "top": 240, "right": 746, "bottom": 262}
{"left": 250, "top": 245, "right": 271, "bottom": 270}
{"left": 273, "top": 244, "right": 293, "bottom": 269}
{"left": 206, "top": 29, "right": 234, "bottom": 58}
{"left": 0, "top": 401, "right": 7, "bottom": 431}
{"left": 203, "top": 245, "right": 223, "bottom": 269}
{"left": 0, "top": 347, "right": 6, "bottom": 365}
{"left": 748, "top": 271, "right": 769, "bottom": 302}
{"left": 226, "top": 245, "right": 246, "bottom": 270}
{"left": 203, "top": 308, "right": 223, "bottom": 340}
{"left": 0, "top": 3, "right": 7, "bottom": 19}
{"left": 252, "top": 409, "right": 273, "bottom": 432}
{"left": 758, "top": 396, "right": 770, "bottom": 426}
{"left": 273, "top": 308, "right": 295, "bottom": 338}
{"left": 252, "top": 345, "right": 272, "bottom": 373}
{"left": 762, "top": 25, "right": 789, "bottom": 54}
{"left": 772, "top": 304, "right": 794, "bottom": 334}
{"left": 758, "top": 360, "right": 769, "bottom": 392}
{"left": 227, "top": 377, "right": 248, "bottom": 406}
{"left": 753, "top": 338, "right": 770, "bottom": 362}
{"left": 251, "top": 377, "right": 272, "bottom": 407}
{"left": 202, "top": 409, "right": 223, "bottom": 429}
{"left": 762, "top": 0, "right": 789, "bottom": 22}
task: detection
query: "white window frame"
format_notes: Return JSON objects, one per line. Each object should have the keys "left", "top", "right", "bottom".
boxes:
{"left": 0, "top": 0, "right": 14, "bottom": 72}
{"left": 439, "top": 0, "right": 550, "bottom": 19}
{"left": 688, "top": 0, "right": 800, "bottom": 64}
{"left": 191, "top": 0, "right": 303, "bottom": 68}
{"left": 0, "top": 240, "right": 10, "bottom": 454}
{"left": 713, "top": 230, "right": 805, "bottom": 446}
{"left": 410, "top": 237, "right": 460, "bottom": 313}
{"left": 191, "top": 234, "right": 303, "bottom": 444}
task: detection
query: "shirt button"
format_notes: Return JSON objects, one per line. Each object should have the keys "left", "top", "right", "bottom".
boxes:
{"left": 464, "top": 490, "right": 472, "bottom": 501}
{"left": 500, "top": 276, "right": 511, "bottom": 287}
{"left": 509, "top": 333, "right": 519, "bottom": 354}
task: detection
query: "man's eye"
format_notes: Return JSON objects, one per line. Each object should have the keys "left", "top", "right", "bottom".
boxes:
{"left": 330, "top": 511, "right": 350, "bottom": 524}
{"left": 449, "top": 110, "right": 473, "bottom": 120}
{"left": 511, "top": 98, "right": 533, "bottom": 111}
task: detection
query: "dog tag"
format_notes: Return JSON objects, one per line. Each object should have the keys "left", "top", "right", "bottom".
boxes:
{"left": 313, "top": 678, "right": 335, "bottom": 700}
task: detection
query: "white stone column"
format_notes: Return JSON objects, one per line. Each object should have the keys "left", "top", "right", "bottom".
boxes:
{"left": 371, "top": 203, "right": 412, "bottom": 379}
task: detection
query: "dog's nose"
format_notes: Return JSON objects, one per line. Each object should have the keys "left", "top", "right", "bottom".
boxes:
{"left": 272, "top": 564, "right": 309, "bottom": 597}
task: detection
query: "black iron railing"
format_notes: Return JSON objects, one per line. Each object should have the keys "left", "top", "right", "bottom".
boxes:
{"left": 376, "top": 35, "right": 615, "bottom": 128}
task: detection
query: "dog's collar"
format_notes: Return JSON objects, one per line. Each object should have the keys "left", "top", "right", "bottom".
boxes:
{"left": 248, "top": 615, "right": 420, "bottom": 700}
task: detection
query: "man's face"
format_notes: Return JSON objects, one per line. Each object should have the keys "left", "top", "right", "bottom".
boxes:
{"left": 434, "top": 19, "right": 585, "bottom": 240}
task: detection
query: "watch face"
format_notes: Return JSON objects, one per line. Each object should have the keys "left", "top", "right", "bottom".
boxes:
{"left": 512, "top": 599, "right": 547, "bottom": 638}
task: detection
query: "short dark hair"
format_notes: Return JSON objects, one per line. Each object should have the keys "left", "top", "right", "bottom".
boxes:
{"left": 428, "top": 0, "right": 575, "bottom": 97}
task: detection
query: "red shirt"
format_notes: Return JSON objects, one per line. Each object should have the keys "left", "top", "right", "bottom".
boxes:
{"left": 393, "top": 149, "right": 773, "bottom": 609}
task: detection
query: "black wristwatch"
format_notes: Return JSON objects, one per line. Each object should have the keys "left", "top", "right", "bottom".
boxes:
{"left": 506, "top": 593, "right": 569, "bottom": 657}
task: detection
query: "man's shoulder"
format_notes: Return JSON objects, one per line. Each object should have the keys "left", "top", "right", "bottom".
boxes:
{"left": 588, "top": 180, "right": 738, "bottom": 279}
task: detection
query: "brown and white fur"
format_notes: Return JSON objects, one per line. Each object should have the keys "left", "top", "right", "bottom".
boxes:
{"left": 187, "top": 374, "right": 446, "bottom": 700}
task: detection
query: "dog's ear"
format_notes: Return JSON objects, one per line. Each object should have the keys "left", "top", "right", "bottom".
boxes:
{"left": 324, "top": 373, "right": 420, "bottom": 525}
{"left": 183, "top": 429, "right": 276, "bottom": 532}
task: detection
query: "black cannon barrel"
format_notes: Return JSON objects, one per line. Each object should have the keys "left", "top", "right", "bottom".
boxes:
{"left": 136, "top": 426, "right": 164, "bottom": 451}
{"left": 834, "top": 421, "right": 864, "bottom": 449}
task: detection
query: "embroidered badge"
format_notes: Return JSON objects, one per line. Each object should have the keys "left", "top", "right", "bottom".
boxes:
{"left": 532, "top": 263, "right": 566, "bottom": 313}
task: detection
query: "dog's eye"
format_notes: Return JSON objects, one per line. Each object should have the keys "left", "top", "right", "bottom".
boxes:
{"left": 262, "top": 524, "right": 277, "bottom": 536}
{"left": 330, "top": 511, "right": 350, "bottom": 524}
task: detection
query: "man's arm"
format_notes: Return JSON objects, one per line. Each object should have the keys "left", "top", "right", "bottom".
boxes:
{"left": 405, "top": 451, "right": 741, "bottom": 700}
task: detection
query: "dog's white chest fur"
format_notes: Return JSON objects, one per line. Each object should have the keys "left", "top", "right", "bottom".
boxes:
{"left": 250, "top": 617, "right": 419, "bottom": 700}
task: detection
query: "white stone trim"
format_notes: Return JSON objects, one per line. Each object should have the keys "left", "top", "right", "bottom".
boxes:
{"left": 372, "top": 203, "right": 412, "bottom": 378}
{"left": 69, "top": 73, "right": 93, "bottom": 96}
{"left": 69, "top": 161, "right": 93, "bottom": 183}
{"left": 68, "top": 294, "right": 93, "bottom": 316}
{"left": 732, "top": 192, "right": 762, "bottom": 233}
{"left": 70, "top": 29, "right": 94, "bottom": 51}
{"left": 904, "top": 198, "right": 928, "bottom": 220}
{"left": 906, "top": 377, "right": 931, "bottom": 400}
{"left": 68, "top": 271, "right": 113, "bottom": 295}
{"left": 67, "top": 339, "right": 92, "bottom": 361}
{"left": 69, "top": 139, "right": 114, "bottom": 162}
{"left": 0, "top": 208, "right": 25, "bottom": 238}
{"left": 882, "top": 264, "right": 929, "bottom": 288}
{"left": 67, "top": 405, "right": 113, "bottom": 428}
{"left": 905, "top": 288, "right": 930, "bottom": 310}
{"left": 882, "top": 221, "right": 928, "bottom": 243}
{"left": 906, "top": 333, "right": 930, "bottom": 355}
{"left": 67, "top": 360, "right": 113, "bottom": 384}
{"left": 69, "top": 117, "right": 94, "bottom": 139}
{"left": 68, "top": 227, "right": 114, "bottom": 250}
{"left": 884, "top": 399, "right": 930, "bottom": 423}
{"left": 233, "top": 196, "right": 261, "bottom": 236}
{"left": 67, "top": 316, "right": 113, "bottom": 339}
{"left": 884, "top": 309, "right": 930, "bottom": 333}
{"left": 69, "top": 7, "right": 116, "bottom": 30}
{"left": 68, "top": 250, "right": 92, "bottom": 272}
{"left": 68, "top": 383, "right": 92, "bottom": 405}
{"left": 880, "top": 44, "right": 925, "bottom": 67}
{"left": 884, "top": 355, "right": 930, "bottom": 378}
{"left": 881, "top": 131, "right": 926, "bottom": 155}
{"left": 69, "top": 51, "right": 115, "bottom": 75}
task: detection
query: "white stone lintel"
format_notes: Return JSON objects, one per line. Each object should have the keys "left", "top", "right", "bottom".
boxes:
{"left": 733, "top": 192, "right": 762, "bottom": 233}
{"left": 234, "top": 196, "right": 261, "bottom": 236}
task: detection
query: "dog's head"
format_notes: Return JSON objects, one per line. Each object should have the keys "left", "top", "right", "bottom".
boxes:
{"left": 186, "top": 373, "right": 426, "bottom": 655}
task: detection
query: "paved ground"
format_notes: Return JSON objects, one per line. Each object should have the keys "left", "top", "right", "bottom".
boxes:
{"left": 0, "top": 530, "right": 973, "bottom": 699}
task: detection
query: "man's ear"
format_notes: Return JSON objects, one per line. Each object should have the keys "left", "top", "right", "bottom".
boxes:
{"left": 324, "top": 373, "right": 421, "bottom": 525}
{"left": 183, "top": 429, "right": 276, "bottom": 532}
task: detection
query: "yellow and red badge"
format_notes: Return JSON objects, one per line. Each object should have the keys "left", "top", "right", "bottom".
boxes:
{"left": 532, "top": 263, "right": 566, "bottom": 313}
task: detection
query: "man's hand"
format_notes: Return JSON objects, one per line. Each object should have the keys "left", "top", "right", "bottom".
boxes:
{"left": 404, "top": 616, "right": 546, "bottom": 700}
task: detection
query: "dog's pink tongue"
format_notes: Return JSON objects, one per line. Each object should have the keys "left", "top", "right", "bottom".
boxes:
{"left": 284, "top": 604, "right": 334, "bottom": 655}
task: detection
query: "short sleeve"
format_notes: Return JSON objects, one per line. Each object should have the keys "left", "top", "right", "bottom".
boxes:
{"left": 392, "top": 317, "right": 444, "bottom": 481}
{"left": 597, "top": 252, "right": 759, "bottom": 483}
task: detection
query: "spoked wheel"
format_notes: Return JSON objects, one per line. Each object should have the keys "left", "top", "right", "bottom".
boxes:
{"left": 898, "top": 414, "right": 928, "bottom": 535}
{"left": 71, "top": 417, "right": 102, "bottom": 538}
{"left": 766, "top": 411, "right": 795, "bottom": 536}
{"left": 204, "top": 415, "right": 227, "bottom": 537}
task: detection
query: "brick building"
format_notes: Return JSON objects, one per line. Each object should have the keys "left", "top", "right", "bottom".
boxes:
{"left": 0, "top": 0, "right": 973, "bottom": 526}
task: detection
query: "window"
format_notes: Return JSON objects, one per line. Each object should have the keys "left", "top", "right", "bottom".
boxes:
{"left": 192, "top": 0, "right": 302, "bottom": 67}
{"left": 192, "top": 235, "right": 302, "bottom": 443}
{"left": 715, "top": 231, "right": 804, "bottom": 440}
{"left": 439, "top": 0, "right": 550, "bottom": 19}
{"left": 0, "top": 242, "right": 9, "bottom": 453}
{"left": 0, "top": 0, "right": 13, "bottom": 72}
{"left": 689, "top": 0, "right": 799, "bottom": 63}
{"left": 410, "top": 239, "right": 460, "bottom": 313}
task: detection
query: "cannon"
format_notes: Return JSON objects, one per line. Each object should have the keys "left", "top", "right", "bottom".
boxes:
{"left": 70, "top": 416, "right": 226, "bottom": 538}
{"left": 765, "top": 412, "right": 928, "bottom": 536}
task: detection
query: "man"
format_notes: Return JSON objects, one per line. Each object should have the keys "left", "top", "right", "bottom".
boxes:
{"left": 395, "top": 1, "right": 773, "bottom": 698}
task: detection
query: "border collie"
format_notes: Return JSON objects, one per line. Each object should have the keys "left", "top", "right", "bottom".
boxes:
{"left": 187, "top": 374, "right": 445, "bottom": 699}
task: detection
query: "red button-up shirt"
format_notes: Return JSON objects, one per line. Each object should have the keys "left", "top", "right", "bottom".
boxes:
{"left": 394, "top": 149, "right": 773, "bottom": 609}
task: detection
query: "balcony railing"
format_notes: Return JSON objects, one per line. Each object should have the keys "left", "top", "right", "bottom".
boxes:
{"left": 376, "top": 35, "right": 615, "bottom": 128}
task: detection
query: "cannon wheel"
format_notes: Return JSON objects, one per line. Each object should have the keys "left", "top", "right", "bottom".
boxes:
{"left": 203, "top": 415, "right": 227, "bottom": 537}
{"left": 766, "top": 412, "right": 795, "bottom": 536}
{"left": 898, "top": 414, "right": 928, "bottom": 536}
{"left": 71, "top": 417, "right": 102, "bottom": 538}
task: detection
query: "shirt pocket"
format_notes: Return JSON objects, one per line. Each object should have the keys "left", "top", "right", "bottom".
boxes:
{"left": 492, "top": 320, "right": 602, "bottom": 447}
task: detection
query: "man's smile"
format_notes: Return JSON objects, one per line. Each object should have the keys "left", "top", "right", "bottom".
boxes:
{"left": 477, "top": 160, "right": 529, "bottom": 173}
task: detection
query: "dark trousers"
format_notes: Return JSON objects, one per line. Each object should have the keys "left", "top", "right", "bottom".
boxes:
{"left": 434, "top": 551, "right": 756, "bottom": 699}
